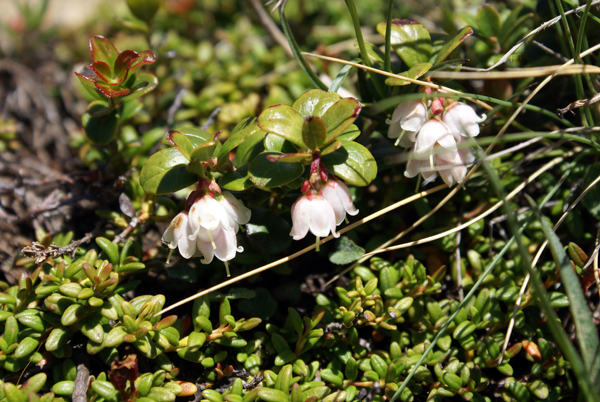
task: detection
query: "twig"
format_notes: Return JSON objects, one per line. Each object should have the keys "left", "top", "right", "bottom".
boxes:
{"left": 21, "top": 232, "right": 95, "bottom": 264}
{"left": 248, "top": 0, "right": 293, "bottom": 58}
{"left": 167, "top": 88, "right": 186, "bottom": 127}
{"left": 73, "top": 362, "right": 90, "bottom": 402}
{"left": 201, "top": 107, "right": 222, "bottom": 131}
{"left": 557, "top": 92, "right": 600, "bottom": 118}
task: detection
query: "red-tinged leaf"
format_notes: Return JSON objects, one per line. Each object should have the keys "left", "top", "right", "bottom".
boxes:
{"left": 90, "top": 61, "right": 117, "bottom": 84}
{"left": 124, "top": 72, "right": 157, "bottom": 100}
{"left": 128, "top": 50, "right": 156, "bottom": 75}
{"left": 90, "top": 36, "right": 119, "bottom": 66}
{"left": 75, "top": 68, "right": 100, "bottom": 90}
{"left": 114, "top": 50, "right": 140, "bottom": 81}
{"left": 266, "top": 152, "right": 311, "bottom": 163}
{"left": 95, "top": 82, "right": 130, "bottom": 98}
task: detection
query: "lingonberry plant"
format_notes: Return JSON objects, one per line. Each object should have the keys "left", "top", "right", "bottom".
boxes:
{"left": 2, "top": 0, "right": 600, "bottom": 401}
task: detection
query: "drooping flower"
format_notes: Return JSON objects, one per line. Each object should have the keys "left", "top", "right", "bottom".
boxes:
{"left": 413, "top": 118, "right": 458, "bottom": 159}
{"left": 443, "top": 102, "right": 486, "bottom": 138}
{"left": 321, "top": 178, "right": 359, "bottom": 225}
{"left": 290, "top": 189, "right": 339, "bottom": 240}
{"left": 405, "top": 138, "right": 475, "bottom": 187}
{"left": 386, "top": 100, "right": 428, "bottom": 147}
{"left": 161, "top": 181, "right": 251, "bottom": 267}
{"left": 162, "top": 212, "right": 196, "bottom": 259}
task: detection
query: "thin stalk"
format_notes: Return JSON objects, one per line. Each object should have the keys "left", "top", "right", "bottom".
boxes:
{"left": 554, "top": 0, "right": 594, "bottom": 125}
{"left": 344, "top": 0, "right": 385, "bottom": 99}
{"left": 383, "top": 0, "right": 393, "bottom": 74}
{"left": 480, "top": 152, "right": 599, "bottom": 402}
{"left": 389, "top": 160, "right": 569, "bottom": 402}
{"left": 278, "top": 8, "right": 328, "bottom": 90}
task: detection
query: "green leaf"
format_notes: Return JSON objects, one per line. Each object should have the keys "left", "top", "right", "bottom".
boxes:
{"left": 258, "top": 105, "right": 305, "bottom": 148}
{"left": 264, "top": 134, "right": 298, "bottom": 154}
{"left": 336, "top": 125, "right": 361, "bottom": 142}
{"left": 328, "top": 63, "right": 355, "bottom": 94}
{"left": 302, "top": 116, "right": 327, "bottom": 149}
{"left": 433, "top": 27, "right": 474, "bottom": 65}
{"left": 248, "top": 152, "right": 304, "bottom": 188}
{"left": 377, "top": 19, "right": 432, "bottom": 67}
{"left": 329, "top": 236, "right": 365, "bottom": 265}
{"left": 293, "top": 89, "right": 341, "bottom": 118}
{"left": 90, "top": 36, "right": 119, "bottom": 67}
{"left": 322, "top": 98, "right": 361, "bottom": 145}
{"left": 385, "top": 62, "right": 432, "bottom": 86}
{"left": 125, "top": 72, "right": 158, "bottom": 100}
{"left": 218, "top": 117, "right": 266, "bottom": 163}
{"left": 126, "top": 0, "right": 160, "bottom": 21}
{"left": 533, "top": 205, "right": 600, "bottom": 374}
{"left": 82, "top": 110, "right": 119, "bottom": 145}
{"left": 118, "top": 99, "right": 143, "bottom": 124}
{"left": 477, "top": 4, "right": 501, "bottom": 39}
{"left": 87, "top": 100, "right": 116, "bottom": 118}
{"left": 236, "top": 130, "right": 265, "bottom": 168}
{"left": 321, "top": 140, "right": 377, "bottom": 186}
{"left": 190, "top": 142, "right": 217, "bottom": 162}
{"left": 140, "top": 148, "right": 198, "bottom": 195}
{"left": 245, "top": 208, "right": 292, "bottom": 254}
{"left": 219, "top": 166, "right": 253, "bottom": 191}
{"left": 353, "top": 41, "right": 385, "bottom": 65}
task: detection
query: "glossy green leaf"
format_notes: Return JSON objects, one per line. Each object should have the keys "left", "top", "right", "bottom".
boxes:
{"left": 336, "top": 125, "right": 360, "bottom": 142}
{"left": 87, "top": 100, "right": 116, "bottom": 118}
{"left": 125, "top": 72, "right": 158, "bottom": 100}
{"left": 385, "top": 62, "right": 432, "bottom": 86}
{"left": 165, "top": 131, "right": 193, "bottom": 160}
{"left": 329, "top": 237, "right": 365, "bottom": 265}
{"left": 302, "top": 116, "right": 327, "bottom": 150}
{"left": 293, "top": 89, "right": 341, "bottom": 118}
{"left": 477, "top": 4, "right": 501, "bottom": 39}
{"left": 322, "top": 99, "right": 361, "bottom": 145}
{"left": 219, "top": 117, "right": 266, "bottom": 162}
{"left": 248, "top": 152, "right": 304, "bottom": 188}
{"left": 258, "top": 105, "right": 305, "bottom": 148}
{"left": 140, "top": 148, "right": 197, "bottom": 195}
{"left": 434, "top": 27, "right": 474, "bottom": 65}
{"left": 90, "top": 36, "right": 118, "bottom": 67}
{"left": 321, "top": 140, "right": 377, "bottom": 186}
{"left": 377, "top": 19, "right": 432, "bottom": 67}
{"left": 190, "top": 142, "right": 217, "bottom": 163}
{"left": 82, "top": 109, "right": 119, "bottom": 145}
{"left": 91, "top": 380, "right": 118, "bottom": 402}
{"left": 81, "top": 314, "right": 105, "bottom": 344}
{"left": 46, "top": 326, "right": 73, "bottom": 352}
{"left": 236, "top": 130, "right": 265, "bottom": 168}
{"left": 219, "top": 166, "right": 253, "bottom": 191}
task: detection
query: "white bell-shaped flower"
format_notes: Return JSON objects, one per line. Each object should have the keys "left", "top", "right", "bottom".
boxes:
{"left": 413, "top": 118, "right": 458, "bottom": 159}
{"left": 387, "top": 100, "right": 428, "bottom": 147}
{"left": 290, "top": 190, "right": 339, "bottom": 240}
{"left": 321, "top": 178, "right": 359, "bottom": 225}
{"left": 443, "top": 102, "right": 486, "bottom": 138}
{"left": 405, "top": 138, "right": 475, "bottom": 187}
{"left": 162, "top": 212, "right": 196, "bottom": 259}
{"left": 162, "top": 187, "right": 251, "bottom": 265}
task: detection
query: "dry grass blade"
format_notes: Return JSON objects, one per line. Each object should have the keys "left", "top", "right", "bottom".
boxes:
{"left": 156, "top": 183, "right": 447, "bottom": 316}
{"left": 361, "top": 149, "right": 578, "bottom": 257}
{"left": 429, "top": 64, "right": 600, "bottom": 79}
{"left": 499, "top": 171, "right": 600, "bottom": 364}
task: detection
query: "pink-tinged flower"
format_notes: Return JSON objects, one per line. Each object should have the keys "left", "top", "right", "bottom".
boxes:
{"left": 386, "top": 100, "right": 428, "bottom": 147}
{"left": 162, "top": 212, "right": 196, "bottom": 259}
{"left": 162, "top": 188, "right": 251, "bottom": 264}
{"left": 405, "top": 140, "right": 475, "bottom": 187}
{"left": 290, "top": 190, "right": 339, "bottom": 240}
{"left": 443, "top": 102, "right": 486, "bottom": 138}
{"left": 413, "top": 118, "right": 458, "bottom": 159}
{"left": 321, "top": 178, "right": 359, "bottom": 225}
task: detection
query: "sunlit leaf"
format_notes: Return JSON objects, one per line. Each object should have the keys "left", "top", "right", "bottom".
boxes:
{"left": 139, "top": 148, "right": 197, "bottom": 195}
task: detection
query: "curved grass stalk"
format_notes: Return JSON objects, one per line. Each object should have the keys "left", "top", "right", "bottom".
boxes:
{"left": 361, "top": 149, "right": 577, "bottom": 258}
{"left": 156, "top": 183, "right": 447, "bottom": 316}
{"left": 388, "top": 156, "right": 576, "bottom": 402}
{"left": 481, "top": 155, "right": 600, "bottom": 401}
{"left": 500, "top": 161, "right": 600, "bottom": 364}
{"left": 428, "top": 64, "right": 600, "bottom": 79}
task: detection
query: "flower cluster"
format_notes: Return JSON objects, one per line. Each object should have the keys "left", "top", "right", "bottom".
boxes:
{"left": 162, "top": 179, "right": 251, "bottom": 270}
{"left": 290, "top": 162, "right": 359, "bottom": 241}
{"left": 387, "top": 94, "right": 485, "bottom": 186}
